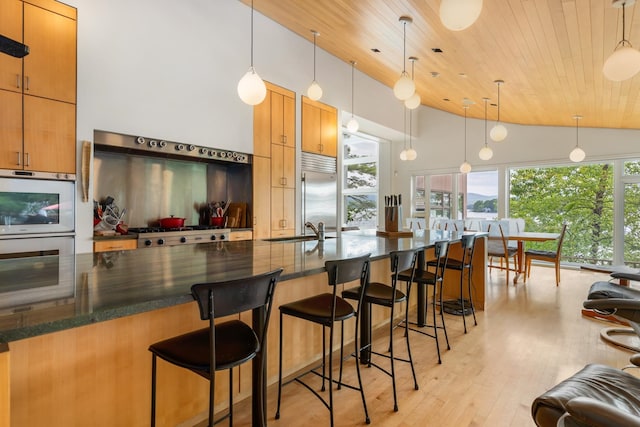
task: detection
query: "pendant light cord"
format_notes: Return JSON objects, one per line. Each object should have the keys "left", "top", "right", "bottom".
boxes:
{"left": 464, "top": 106, "right": 468, "bottom": 160}
{"left": 402, "top": 20, "right": 407, "bottom": 74}
{"left": 496, "top": 83, "right": 501, "bottom": 123}
{"left": 575, "top": 116, "right": 579, "bottom": 148}
{"left": 484, "top": 98, "right": 488, "bottom": 146}
{"left": 250, "top": 0, "right": 254, "bottom": 68}
{"left": 313, "top": 32, "right": 317, "bottom": 81}
{"left": 351, "top": 61, "right": 355, "bottom": 117}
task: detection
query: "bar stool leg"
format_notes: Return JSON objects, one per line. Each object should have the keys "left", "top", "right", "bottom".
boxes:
{"left": 151, "top": 355, "right": 157, "bottom": 427}
{"left": 439, "top": 282, "right": 450, "bottom": 351}
{"left": 275, "top": 312, "right": 284, "bottom": 420}
{"left": 431, "top": 284, "right": 442, "bottom": 364}
{"left": 460, "top": 271, "right": 468, "bottom": 334}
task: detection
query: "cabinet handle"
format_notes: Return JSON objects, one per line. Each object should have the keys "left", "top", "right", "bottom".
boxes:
{"left": 25, "top": 76, "right": 30, "bottom": 91}
{"left": 318, "top": 144, "right": 323, "bottom": 153}
{"left": 280, "top": 177, "right": 287, "bottom": 186}
{"left": 16, "top": 152, "right": 21, "bottom": 166}
{"left": 25, "top": 153, "right": 30, "bottom": 167}
{"left": 16, "top": 74, "right": 20, "bottom": 89}
{"left": 254, "top": 216, "right": 257, "bottom": 226}
{"left": 282, "top": 135, "right": 287, "bottom": 144}
{"left": 280, "top": 219, "right": 287, "bottom": 228}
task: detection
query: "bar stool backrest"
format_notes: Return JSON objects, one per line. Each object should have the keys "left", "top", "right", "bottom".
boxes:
{"left": 430, "top": 240, "right": 450, "bottom": 282}
{"left": 191, "top": 269, "right": 283, "bottom": 321}
{"left": 460, "top": 234, "right": 477, "bottom": 267}
{"left": 391, "top": 248, "right": 419, "bottom": 283}
{"left": 325, "top": 253, "right": 371, "bottom": 287}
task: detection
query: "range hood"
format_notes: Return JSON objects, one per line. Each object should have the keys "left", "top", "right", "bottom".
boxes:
{"left": 93, "top": 130, "right": 251, "bottom": 165}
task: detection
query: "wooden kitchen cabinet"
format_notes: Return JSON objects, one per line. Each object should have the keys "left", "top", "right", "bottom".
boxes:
{"left": 94, "top": 239, "right": 137, "bottom": 253}
{"left": 271, "top": 143, "right": 295, "bottom": 189}
{"left": 301, "top": 96, "right": 338, "bottom": 157}
{"left": 0, "top": 0, "right": 77, "bottom": 174}
{"left": 252, "top": 155, "right": 271, "bottom": 240}
{"left": 253, "top": 81, "right": 296, "bottom": 239}
{"left": 271, "top": 187, "right": 295, "bottom": 236}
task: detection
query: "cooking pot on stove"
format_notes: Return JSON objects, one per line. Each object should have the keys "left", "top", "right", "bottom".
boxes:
{"left": 158, "top": 215, "right": 185, "bottom": 228}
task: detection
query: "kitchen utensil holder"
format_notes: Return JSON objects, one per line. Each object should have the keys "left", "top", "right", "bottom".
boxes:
{"left": 384, "top": 207, "right": 399, "bottom": 232}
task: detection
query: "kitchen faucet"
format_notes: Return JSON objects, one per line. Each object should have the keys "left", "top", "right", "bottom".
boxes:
{"left": 305, "top": 221, "right": 325, "bottom": 241}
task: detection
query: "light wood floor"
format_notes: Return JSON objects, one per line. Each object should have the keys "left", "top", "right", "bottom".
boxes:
{"left": 201, "top": 266, "right": 636, "bottom": 427}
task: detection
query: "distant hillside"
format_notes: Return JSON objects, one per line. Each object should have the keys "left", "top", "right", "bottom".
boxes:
{"left": 467, "top": 193, "right": 497, "bottom": 206}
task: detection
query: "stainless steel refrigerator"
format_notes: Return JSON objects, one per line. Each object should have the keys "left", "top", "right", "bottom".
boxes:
{"left": 301, "top": 153, "right": 337, "bottom": 233}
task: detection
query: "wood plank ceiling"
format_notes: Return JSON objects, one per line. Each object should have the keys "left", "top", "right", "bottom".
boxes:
{"left": 243, "top": 0, "right": 640, "bottom": 130}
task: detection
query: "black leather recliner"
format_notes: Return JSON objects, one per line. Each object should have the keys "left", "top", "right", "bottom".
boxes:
{"left": 531, "top": 273, "right": 640, "bottom": 426}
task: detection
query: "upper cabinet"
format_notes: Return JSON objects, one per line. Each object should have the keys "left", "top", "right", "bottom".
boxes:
{"left": 301, "top": 96, "right": 338, "bottom": 157}
{"left": 0, "top": 0, "right": 77, "bottom": 175}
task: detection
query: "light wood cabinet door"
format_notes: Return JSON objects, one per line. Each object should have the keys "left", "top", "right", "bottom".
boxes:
{"left": 0, "top": 0, "right": 23, "bottom": 94}
{"left": 23, "top": 95, "right": 76, "bottom": 174}
{"left": 270, "top": 92, "right": 295, "bottom": 146}
{"left": 320, "top": 108, "right": 338, "bottom": 157}
{"left": 271, "top": 144, "right": 295, "bottom": 189}
{"left": 302, "top": 101, "right": 321, "bottom": 153}
{"left": 252, "top": 156, "right": 271, "bottom": 240}
{"left": 271, "top": 187, "right": 295, "bottom": 233}
{"left": 253, "top": 90, "right": 271, "bottom": 157}
{"left": 0, "top": 90, "right": 23, "bottom": 169}
{"left": 23, "top": 3, "right": 76, "bottom": 103}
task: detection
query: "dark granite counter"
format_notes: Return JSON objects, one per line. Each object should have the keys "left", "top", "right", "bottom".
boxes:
{"left": 0, "top": 229, "right": 472, "bottom": 343}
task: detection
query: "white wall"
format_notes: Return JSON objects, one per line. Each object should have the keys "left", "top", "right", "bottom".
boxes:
{"left": 67, "top": 0, "right": 640, "bottom": 252}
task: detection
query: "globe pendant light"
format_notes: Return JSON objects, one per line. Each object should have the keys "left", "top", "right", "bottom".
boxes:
{"left": 569, "top": 115, "right": 586, "bottom": 163}
{"left": 460, "top": 104, "right": 472, "bottom": 174}
{"left": 490, "top": 79, "right": 507, "bottom": 142}
{"left": 405, "top": 56, "right": 421, "bottom": 110}
{"left": 603, "top": 0, "right": 640, "bottom": 81}
{"left": 440, "top": 0, "right": 483, "bottom": 31}
{"left": 394, "top": 16, "right": 416, "bottom": 101}
{"left": 307, "top": 30, "right": 323, "bottom": 101}
{"left": 346, "top": 60, "right": 359, "bottom": 132}
{"left": 478, "top": 97, "right": 493, "bottom": 160}
{"left": 237, "top": 0, "right": 267, "bottom": 105}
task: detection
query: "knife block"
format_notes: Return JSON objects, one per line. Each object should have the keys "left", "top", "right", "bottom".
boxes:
{"left": 384, "top": 206, "right": 399, "bottom": 232}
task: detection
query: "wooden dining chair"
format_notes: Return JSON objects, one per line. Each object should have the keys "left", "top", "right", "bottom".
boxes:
{"left": 524, "top": 224, "right": 568, "bottom": 286}
{"left": 485, "top": 221, "right": 519, "bottom": 284}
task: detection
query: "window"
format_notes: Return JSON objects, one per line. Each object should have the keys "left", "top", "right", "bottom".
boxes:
{"left": 343, "top": 134, "right": 378, "bottom": 229}
{"left": 509, "top": 163, "right": 614, "bottom": 266}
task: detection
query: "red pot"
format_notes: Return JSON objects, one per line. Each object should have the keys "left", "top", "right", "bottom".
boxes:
{"left": 158, "top": 216, "right": 185, "bottom": 228}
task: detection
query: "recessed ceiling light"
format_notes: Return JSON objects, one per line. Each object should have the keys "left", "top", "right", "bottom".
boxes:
{"left": 432, "top": 48, "right": 443, "bottom": 53}
{"left": 443, "top": 98, "right": 450, "bottom": 102}
{"left": 459, "top": 73, "right": 467, "bottom": 78}
{"left": 371, "top": 48, "right": 381, "bottom": 53}
{"left": 431, "top": 71, "right": 440, "bottom": 78}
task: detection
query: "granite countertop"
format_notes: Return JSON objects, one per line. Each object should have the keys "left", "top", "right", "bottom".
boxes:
{"left": 0, "top": 229, "right": 477, "bottom": 343}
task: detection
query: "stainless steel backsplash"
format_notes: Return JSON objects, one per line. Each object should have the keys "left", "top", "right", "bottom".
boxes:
{"left": 94, "top": 150, "right": 251, "bottom": 227}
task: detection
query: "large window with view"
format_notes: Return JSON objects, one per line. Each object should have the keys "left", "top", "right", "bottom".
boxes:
{"left": 509, "top": 163, "right": 615, "bottom": 266}
{"left": 343, "top": 134, "right": 378, "bottom": 230}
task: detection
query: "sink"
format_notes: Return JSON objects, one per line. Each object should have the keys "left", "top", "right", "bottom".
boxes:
{"left": 262, "top": 235, "right": 335, "bottom": 243}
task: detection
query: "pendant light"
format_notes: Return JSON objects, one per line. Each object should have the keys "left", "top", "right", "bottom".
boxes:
{"left": 478, "top": 97, "right": 493, "bottom": 160}
{"left": 440, "top": 0, "right": 483, "bottom": 31}
{"left": 603, "top": 0, "right": 640, "bottom": 81}
{"left": 237, "top": 0, "right": 267, "bottom": 105}
{"left": 400, "top": 106, "right": 408, "bottom": 161}
{"left": 406, "top": 103, "right": 417, "bottom": 160}
{"left": 569, "top": 115, "right": 586, "bottom": 162}
{"left": 393, "top": 16, "right": 415, "bottom": 101}
{"left": 307, "top": 30, "right": 323, "bottom": 101}
{"left": 489, "top": 79, "right": 507, "bottom": 142}
{"left": 460, "top": 104, "right": 472, "bottom": 174}
{"left": 346, "top": 61, "right": 359, "bottom": 132}
{"left": 405, "top": 57, "right": 421, "bottom": 109}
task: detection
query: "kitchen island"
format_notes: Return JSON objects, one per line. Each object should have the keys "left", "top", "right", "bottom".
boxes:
{"left": 0, "top": 230, "right": 486, "bottom": 427}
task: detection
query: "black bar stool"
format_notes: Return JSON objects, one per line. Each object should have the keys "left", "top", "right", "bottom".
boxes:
{"left": 275, "top": 254, "right": 371, "bottom": 427}
{"left": 435, "top": 234, "right": 478, "bottom": 333}
{"left": 149, "top": 268, "right": 283, "bottom": 427}
{"left": 398, "top": 240, "right": 450, "bottom": 364}
{"left": 342, "top": 248, "right": 420, "bottom": 412}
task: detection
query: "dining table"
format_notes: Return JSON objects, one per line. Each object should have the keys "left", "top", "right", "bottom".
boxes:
{"left": 508, "top": 231, "right": 561, "bottom": 284}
